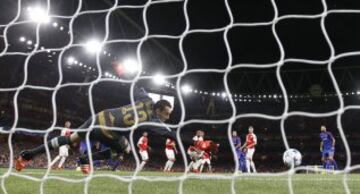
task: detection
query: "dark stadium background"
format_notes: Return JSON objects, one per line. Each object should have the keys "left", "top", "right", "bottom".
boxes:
{"left": 1, "top": 0, "right": 360, "bottom": 172}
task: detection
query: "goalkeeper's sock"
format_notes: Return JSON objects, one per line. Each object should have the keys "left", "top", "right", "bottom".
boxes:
{"left": 23, "top": 136, "right": 71, "bottom": 160}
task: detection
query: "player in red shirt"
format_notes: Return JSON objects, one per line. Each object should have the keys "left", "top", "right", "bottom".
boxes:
{"left": 187, "top": 140, "right": 219, "bottom": 173}
{"left": 200, "top": 151, "right": 212, "bottom": 173}
{"left": 241, "top": 126, "right": 257, "bottom": 173}
{"left": 163, "top": 138, "right": 178, "bottom": 172}
{"left": 137, "top": 132, "right": 149, "bottom": 171}
{"left": 50, "top": 121, "right": 72, "bottom": 170}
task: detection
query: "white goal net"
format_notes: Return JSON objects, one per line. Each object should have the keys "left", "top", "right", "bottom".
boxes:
{"left": 0, "top": 0, "right": 360, "bottom": 194}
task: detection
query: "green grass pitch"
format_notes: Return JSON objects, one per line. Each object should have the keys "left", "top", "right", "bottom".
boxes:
{"left": 0, "top": 168, "right": 359, "bottom": 194}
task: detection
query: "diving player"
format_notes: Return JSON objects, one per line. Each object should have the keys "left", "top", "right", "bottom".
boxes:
{"left": 16, "top": 87, "right": 178, "bottom": 174}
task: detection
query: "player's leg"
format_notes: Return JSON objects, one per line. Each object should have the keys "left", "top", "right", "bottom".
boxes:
{"left": 249, "top": 149, "right": 256, "bottom": 173}
{"left": 15, "top": 119, "right": 93, "bottom": 171}
{"left": 58, "top": 156, "right": 67, "bottom": 169}
{"left": 57, "top": 146, "right": 69, "bottom": 169}
{"left": 77, "top": 130, "right": 130, "bottom": 174}
{"left": 50, "top": 155, "right": 61, "bottom": 167}
{"left": 164, "top": 149, "right": 175, "bottom": 172}
{"left": 245, "top": 150, "right": 251, "bottom": 173}
{"left": 16, "top": 132, "right": 82, "bottom": 171}
{"left": 199, "top": 159, "right": 205, "bottom": 172}
{"left": 328, "top": 151, "right": 337, "bottom": 170}
{"left": 207, "top": 160, "right": 212, "bottom": 172}
{"left": 139, "top": 150, "right": 149, "bottom": 171}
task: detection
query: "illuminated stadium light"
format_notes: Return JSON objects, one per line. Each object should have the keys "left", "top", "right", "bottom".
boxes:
{"left": 221, "top": 92, "right": 226, "bottom": 98}
{"left": 27, "top": 6, "right": 50, "bottom": 24}
{"left": 194, "top": 90, "right": 198, "bottom": 93}
{"left": 103, "top": 51, "right": 107, "bottom": 55}
{"left": 357, "top": 91, "right": 360, "bottom": 95}
{"left": 211, "top": 92, "right": 216, "bottom": 96}
{"left": 204, "top": 92, "right": 208, "bottom": 95}
{"left": 153, "top": 74, "right": 166, "bottom": 85}
{"left": 273, "top": 94, "right": 278, "bottom": 99}
{"left": 217, "top": 93, "right": 220, "bottom": 96}
{"left": 74, "top": 60, "right": 78, "bottom": 65}
{"left": 79, "top": 62, "right": 83, "bottom": 66}
{"left": 105, "top": 72, "right": 110, "bottom": 77}
{"left": 60, "top": 26, "right": 64, "bottom": 31}
{"left": 199, "top": 91, "right": 203, "bottom": 94}
{"left": 19, "top": 36, "right": 26, "bottom": 42}
{"left": 181, "top": 85, "right": 192, "bottom": 94}
{"left": 26, "top": 40, "right": 33, "bottom": 45}
{"left": 67, "top": 57, "right": 75, "bottom": 64}
{"left": 263, "top": 95, "right": 267, "bottom": 98}
{"left": 123, "top": 58, "right": 139, "bottom": 74}
{"left": 52, "top": 22, "right": 58, "bottom": 27}
{"left": 40, "top": 46, "right": 44, "bottom": 50}
{"left": 85, "top": 39, "right": 102, "bottom": 53}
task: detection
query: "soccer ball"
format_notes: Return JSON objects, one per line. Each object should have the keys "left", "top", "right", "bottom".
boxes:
{"left": 283, "top": 149, "right": 302, "bottom": 167}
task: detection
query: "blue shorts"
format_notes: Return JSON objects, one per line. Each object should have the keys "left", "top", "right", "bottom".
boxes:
{"left": 322, "top": 149, "right": 335, "bottom": 158}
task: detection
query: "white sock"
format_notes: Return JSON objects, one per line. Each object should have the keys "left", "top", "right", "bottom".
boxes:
{"left": 200, "top": 163, "right": 204, "bottom": 172}
{"left": 193, "top": 160, "right": 201, "bottom": 170}
{"left": 50, "top": 155, "right": 61, "bottom": 167}
{"left": 58, "top": 157, "right": 66, "bottom": 168}
{"left": 168, "top": 160, "right": 174, "bottom": 170}
{"left": 188, "top": 161, "right": 194, "bottom": 172}
{"left": 250, "top": 161, "right": 257, "bottom": 173}
{"left": 139, "top": 161, "right": 146, "bottom": 171}
{"left": 246, "top": 159, "right": 251, "bottom": 173}
{"left": 164, "top": 160, "right": 171, "bottom": 171}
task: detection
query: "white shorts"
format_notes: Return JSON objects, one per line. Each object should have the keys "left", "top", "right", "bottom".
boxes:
{"left": 139, "top": 150, "right": 149, "bottom": 161}
{"left": 165, "top": 149, "right": 175, "bottom": 161}
{"left": 201, "top": 158, "right": 211, "bottom": 165}
{"left": 188, "top": 150, "right": 203, "bottom": 161}
{"left": 59, "top": 146, "right": 69, "bottom": 157}
{"left": 246, "top": 148, "right": 255, "bottom": 160}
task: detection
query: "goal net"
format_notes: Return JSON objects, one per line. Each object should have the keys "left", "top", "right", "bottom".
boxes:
{"left": 0, "top": 0, "right": 359, "bottom": 194}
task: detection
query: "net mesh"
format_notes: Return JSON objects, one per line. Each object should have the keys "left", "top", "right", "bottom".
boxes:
{"left": 0, "top": 0, "right": 359, "bottom": 194}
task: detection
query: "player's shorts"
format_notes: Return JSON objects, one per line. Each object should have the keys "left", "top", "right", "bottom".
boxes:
{"left": 188, "top": 150, "right": 203, "bottom": 161}
{"left": 59, "top": 146, "right": 69, "bottom": 157}
{"left": 77, "top": 121, "right": 129, "bottom": 154}
{"left": 322, "top": 149, "right": 335, "bottom": 158}
{"left": 201, "top": 158, "right": 211, "bottom": 164}
{"left": 139, "top": 150, "right": 149, "bottom": 161}
{"left": 246, "top": 148, "right": 255, "bottom": 159}
{"left": 165, "top": 149, "right": 175, "bottom": 161}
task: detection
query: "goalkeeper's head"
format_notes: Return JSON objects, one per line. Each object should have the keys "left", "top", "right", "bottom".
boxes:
{"left": 153, "top": 100, "right": 172, "bottom": 122}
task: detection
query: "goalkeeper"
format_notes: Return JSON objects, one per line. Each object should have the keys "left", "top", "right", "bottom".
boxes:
{"left": 16, "top": 87, "right": 178, "bottom": 174}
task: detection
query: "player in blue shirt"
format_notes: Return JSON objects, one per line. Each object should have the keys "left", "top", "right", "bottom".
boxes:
{"left": 319, "top": 125, "right": 338, "bottom": 170}
{"left": 232, "top": 131, "right": 246, "bottom": 172}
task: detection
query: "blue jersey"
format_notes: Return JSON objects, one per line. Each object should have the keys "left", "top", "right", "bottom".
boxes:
{"left": 232, "top": 136, "right": 241, "bottom": 151}
{"left": 239, "top": 150, "right": 246, "bottom": 162}
{"left": 320, "top": 131, "right": 334, "bottom": 151}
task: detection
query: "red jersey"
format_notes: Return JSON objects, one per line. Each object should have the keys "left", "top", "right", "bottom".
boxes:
{"left": 165, "top": 138, "right": 175, "bottom": 150}
{"left": 195, "top": 140, "right": 212, "bottom": 151}
{"left": 137, "top": 136, "right": 148, "bottom": 151}
{"left": 61, "top": 128, "right": 71, "bottom": 137}
{"left": 246, "top": 133, "right": 257, "bottom": 149}
{"left": 203, "top": 152, "right": 210, "bottom": 159}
